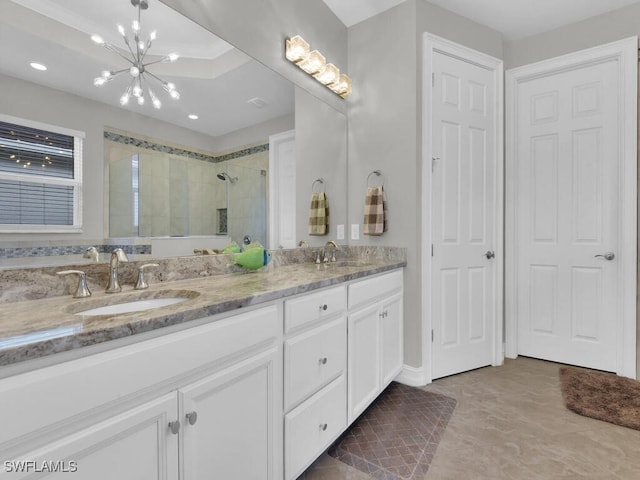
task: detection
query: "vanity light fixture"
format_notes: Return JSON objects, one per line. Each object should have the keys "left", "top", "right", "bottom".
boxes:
{"left": 91, "top": 0, "right": 180, "bottom": 109}
{"left": 285, "top": 35, "right": 352, "bottom": 99}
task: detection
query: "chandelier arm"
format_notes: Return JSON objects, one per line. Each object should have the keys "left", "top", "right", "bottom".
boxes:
{"left": 118, "top": 36, "right": 138, "bottom": 63}
{"left": 144, "top": 70, "right": 169, "bottom": 86}
{"left": 103, "top": 42, "right": 136, "bottom": 66}
{"left": 141, "top": 58, "right": 167, "bottom": 68}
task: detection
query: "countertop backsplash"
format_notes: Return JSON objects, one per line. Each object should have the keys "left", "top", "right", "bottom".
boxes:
{"left": 0, "top": 246, "right": 406, "bottom": 305}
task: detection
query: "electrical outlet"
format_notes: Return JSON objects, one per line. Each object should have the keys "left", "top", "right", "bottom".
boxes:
{"left": 337, "top": 224, "right": 344, "bottom": 240}
{"left": 351, "top": 224, "right": 360, "bottom": 240}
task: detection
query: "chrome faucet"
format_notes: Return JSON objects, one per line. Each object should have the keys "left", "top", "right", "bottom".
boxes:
{"left": 106, "top": 248, "right": 129, "bottom": 293}
{"left": 323, "top": 241, "right": 339, "bottom": 263}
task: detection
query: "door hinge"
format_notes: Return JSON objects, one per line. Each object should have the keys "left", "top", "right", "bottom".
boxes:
{"left": 431, "top": 329, "right": 434, "bottom": 342}
{"left": 431, "top": 244, "right": 434, "bottom": 257}
{"left": 432, "top": 72, "right": 435, "bottom": 87}
{"left": 432, "top": 156, "right": 439, "bottom": 172}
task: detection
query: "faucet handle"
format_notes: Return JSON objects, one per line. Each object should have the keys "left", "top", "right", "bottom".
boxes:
{"left": 135, "top": 263, "right": 159, "bottom": 290}
{"left": 57, "top": 270, "right": 92, "bottom": 298}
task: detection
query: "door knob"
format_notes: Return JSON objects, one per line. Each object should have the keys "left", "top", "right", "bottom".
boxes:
{"left": 594, "top": 252, "right": 615, "bottom": 261}
{"left": 485, "top": 251, "right": 495, "bottom": 259}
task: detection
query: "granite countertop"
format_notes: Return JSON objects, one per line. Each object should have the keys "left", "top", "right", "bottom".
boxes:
{"left": 0, "top": 259, "right": 405, "bottom": 367}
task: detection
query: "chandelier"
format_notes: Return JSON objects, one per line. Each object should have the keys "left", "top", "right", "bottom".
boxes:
{"left": 91, "top": 0, "right": 180, "bottom": 109}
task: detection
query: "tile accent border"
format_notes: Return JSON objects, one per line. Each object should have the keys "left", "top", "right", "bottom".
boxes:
{"left": 1, "top": 244, "right": 151, "bottom": 259}
{"left": 104, "top": 131, "right": 269, "bottom": 164}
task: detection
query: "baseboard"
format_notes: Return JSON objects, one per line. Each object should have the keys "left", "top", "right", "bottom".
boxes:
{"left": 394, "top": 364, "right": 428, "bottom": 387}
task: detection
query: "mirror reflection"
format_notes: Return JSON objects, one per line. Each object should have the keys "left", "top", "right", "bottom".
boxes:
{"left": 0, "top": 0, "right": 347, "bottom": 263}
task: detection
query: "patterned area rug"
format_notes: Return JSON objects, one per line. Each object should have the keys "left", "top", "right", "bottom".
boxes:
{"left": 559, "top": 366, "right": 640, "bottom": 431}
{"left": 328, "top": 382, "right": 457, "bottom": 479}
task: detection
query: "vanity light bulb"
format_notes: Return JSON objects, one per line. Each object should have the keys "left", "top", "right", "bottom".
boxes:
{"left": 298, "top": 50, "right": 326, "bottom": 75}
{"left": 314, "top": 63, "right": 340, "bottom": 86}
{"left": 285, "top": 35, "right": 310, "bottom": 63}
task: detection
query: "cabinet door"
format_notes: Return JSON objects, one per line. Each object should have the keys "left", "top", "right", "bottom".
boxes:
{"left": 180, "top": 346, "right": 282, "bottom": 480}
{"left": 381, "top": 292, "right": 404, "bottom": 387}
{"left": 6, "top": 394, "right": 179, "bottom": 480}
{"left": 347, "top": 304, "right": 381, "bottom": 424}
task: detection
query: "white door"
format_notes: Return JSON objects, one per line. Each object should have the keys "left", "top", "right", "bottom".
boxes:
{"left": 507, "top": 40, "right": 637, "bottom": 373}
{"left": 429, "top": 43, "right": 502, "bottom": 380}
{"left": 269, "top": 130, "right": 296, "bottom": 249}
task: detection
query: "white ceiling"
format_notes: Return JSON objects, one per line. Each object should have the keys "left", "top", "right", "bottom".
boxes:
{"left": 2, "top": 0, "right": 294, "bottom": 138}
{"left": 322, "top": 0, "right": 640, "bottom": 40}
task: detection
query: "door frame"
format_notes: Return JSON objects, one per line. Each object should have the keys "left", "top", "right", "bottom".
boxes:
{"left": 268, "top": 129, "right": 296, "bottom": 250}
{"left": 420, "top": 33, "right": 504, "bottom": 384}
{"left": 505, "top": 37, "right": 637, "bottom": 378}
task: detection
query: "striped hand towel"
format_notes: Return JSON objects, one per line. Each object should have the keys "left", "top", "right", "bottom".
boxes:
{"left": 308, "top": 192, "right": 330, "bottom": 235}
{"left": 363, "top": 186, "right": 387, "bottom": 235}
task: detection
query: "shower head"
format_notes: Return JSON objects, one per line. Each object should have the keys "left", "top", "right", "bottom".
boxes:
{"left": 217, "top": 172, "right": 238, "bottom": 183}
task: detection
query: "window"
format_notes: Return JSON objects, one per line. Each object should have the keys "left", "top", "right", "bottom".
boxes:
{"left": 0, "top": 115, "right": 84, "bottom": 232}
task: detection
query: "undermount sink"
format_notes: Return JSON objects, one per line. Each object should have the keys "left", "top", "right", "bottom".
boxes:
{"left": 68, "top": 290, "right": 200, "bottom": 317}
{"left": 75, "top": 297, "right": 188, "bottom": 316}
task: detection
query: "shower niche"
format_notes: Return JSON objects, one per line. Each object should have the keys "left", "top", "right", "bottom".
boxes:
{"left": 108, "top": 140, "right": 268, "bottom": 245}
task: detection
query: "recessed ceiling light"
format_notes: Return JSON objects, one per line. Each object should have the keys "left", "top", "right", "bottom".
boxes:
{"left": 30, "top": 62, "right": 47, "bottom": 71}
{"left": 188, "top": 114, "right": 199, "bottom": 120}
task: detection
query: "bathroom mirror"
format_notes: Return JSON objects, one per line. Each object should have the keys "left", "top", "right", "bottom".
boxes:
{"left": 0, "top": 0, "right": 347, "bottom": 261}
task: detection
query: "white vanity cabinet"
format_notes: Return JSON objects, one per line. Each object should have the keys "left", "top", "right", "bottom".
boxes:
{"left": 0, "top": 304, "right": 283, "bottom": 480}
{"left": 283, "top": 285, "right": 348, "bottom": 480}
{"left": 347, "top": 270, "right": 404, "bottom": 423}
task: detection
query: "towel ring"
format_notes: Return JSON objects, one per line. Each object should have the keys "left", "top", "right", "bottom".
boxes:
{"left": 366, "top": 170, "right": 384, "bottom": 187}
{"left": 312, "top": 178, "right": 325, "bottom": 192}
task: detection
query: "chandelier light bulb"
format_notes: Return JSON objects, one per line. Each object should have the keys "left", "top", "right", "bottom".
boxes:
{"left": 120, "top": 92, "right": 131, "bottom": 106}
{"left": 130, "top": 66, "right": 140, "bottom": 77}
{"left": 137, "top": 96, "right": 145, "bottom": 106}
{"left": 117, "top": 24, "right": 125, "bottom": 36}
{"left": 91, "top": 34, "right": 104, "bottom": 45}
{"left": 133, "top": 85, "right": 142, "bottom": 97}
{"left": 101, "top": 70, "right": 112, "bottom": 78}
{"left": 169, "top": 89, "right": 180, "bottom": 100}
{"left": 132, "top": 20, "right": 140, "bottom": 32}
{"left": 93, "top": 77, "right": 107, "bottom": 86}
{"left": 150, "top": 30, "right": 157, "bottom": 40}
{"left": 138, "top": 40, "right": 145, "bottom": 51}
{"left": 167, "top": 53, "right": 179, "bottom": 62}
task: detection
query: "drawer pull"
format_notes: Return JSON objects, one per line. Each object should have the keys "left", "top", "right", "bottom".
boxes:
{"left": 319, "top": 304, "right": 328, "bottom": 311}
{"left": 168, "top": 420, "right": 180, "bottom": 435}
{"left": 319, "top": 423, "right": 328, "bottom": 431}
{"left": 379, "top": 310, "right": 389, "bottom": 319}
{"left": 186, "top": 411, "right": 198, "bottom": 426}
{"left": 319, "top": 357, "right": 328, "bottom": 365}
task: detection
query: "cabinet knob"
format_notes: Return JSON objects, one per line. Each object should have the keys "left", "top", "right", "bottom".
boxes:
{"left": 319, "top": 423, "right": 328, "bottom": 431}
{"left": 319, "top": 304, "right": 328, "bottom": 311}
{"left": 168, "top": 420, "right": 180, "bottom": 435}
{"left": 318, "top": 357, "right": 328, "bottom": 365}
{"left": 186, "top": 411, "right": 198, "bottom": 426}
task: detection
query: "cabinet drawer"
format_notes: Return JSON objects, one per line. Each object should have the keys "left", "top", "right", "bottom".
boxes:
{"left": 284, "top": 316, "right": 346, "bottom": 410}
{"left": 284, "top": 285, "right": 346, "bottom": 333}
{"left": 284, "top": 375, "right": 347, "bottom": 480}
{"left": 348, "top": 269, "right": 403, "bottom": 310}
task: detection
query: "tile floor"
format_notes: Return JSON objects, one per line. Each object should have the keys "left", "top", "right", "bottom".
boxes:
{"left": 299, "top": 357, "right": 640, "bottom": 479}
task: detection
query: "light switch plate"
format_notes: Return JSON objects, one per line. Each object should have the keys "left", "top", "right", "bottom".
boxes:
{"left": 337, "top": 224, "right": 344, "bottom": 240}
{"left": 351, "top": 224, "right": 359, "bottom": 240}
